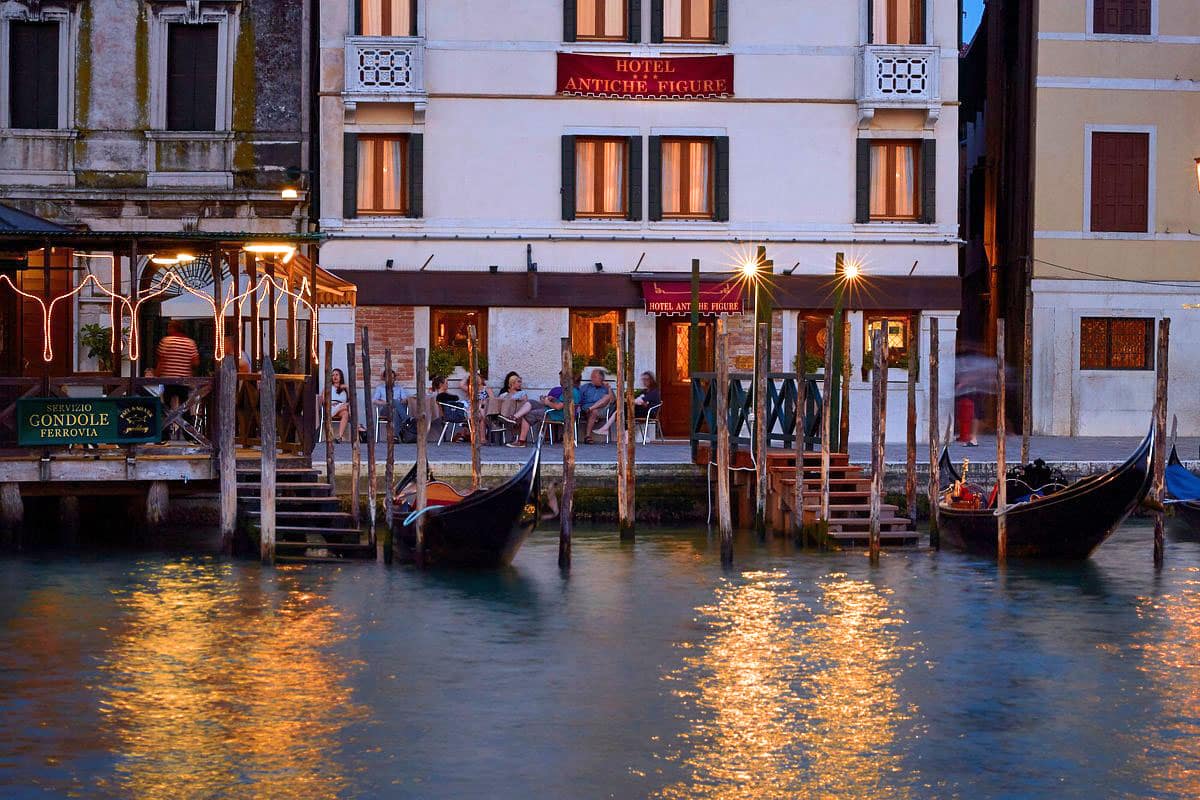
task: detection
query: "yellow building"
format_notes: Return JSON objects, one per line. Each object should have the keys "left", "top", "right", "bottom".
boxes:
{"left": 963, "top": 0, "right": 1200, "bottom": 436}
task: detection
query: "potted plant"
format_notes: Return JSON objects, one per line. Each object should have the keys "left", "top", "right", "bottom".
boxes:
{"left": 429, "top": 346, "right": 487, "bottom": 387}
{"left": 79, "top": 323, "right": 115, "bottom": 373}
{"left": 792, "top": 353, "right": 824, "bottom": 377}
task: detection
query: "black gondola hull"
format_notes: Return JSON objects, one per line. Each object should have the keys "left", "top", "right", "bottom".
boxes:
{"left": 938, "top": 429, "right": 1154, "bottom": 559}
{"left": 393, "top": 448, "right": 541, "bottom": 568}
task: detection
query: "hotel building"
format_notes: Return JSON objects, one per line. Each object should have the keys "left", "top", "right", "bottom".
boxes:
{"left": 318, "top": 0, "right": 962, "bottom": 440}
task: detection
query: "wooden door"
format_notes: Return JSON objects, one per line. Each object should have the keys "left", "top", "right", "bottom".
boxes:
{"left": 656, "top": 317, "right": 714, "bottom": 438}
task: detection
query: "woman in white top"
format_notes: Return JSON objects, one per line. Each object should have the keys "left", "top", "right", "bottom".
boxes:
{"left": 325, "top": 368, "right": 350, "bottom": 442}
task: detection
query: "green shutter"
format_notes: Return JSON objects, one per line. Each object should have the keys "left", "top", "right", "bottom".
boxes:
{"left": 353, "top": 0, "right": 362, "bottom": 35}
{"left": 410, "top": 0, "right": 419, "bottom": 35}
{"left": 407, "top": 133, "right": 423, "bottom": 218}
{"left": 714, "top": 136, "right": 730, "bottom": 221}
{"left": 648, "top": 136, "right": 662, "bottom": 221}
{"left": 650, "top": 0, "right": 663, "bottom": 42}
{"left": 564, "top": 0, "right": 577, "bottom": 41}
{"left": 561, "top": 135, "right": 576, "bottom": 220}
{"left": 627, "top": 0, "right": 642, "bottom": 42}
{"left": 343, "top": 133, "right": 359, "bottom": 219}
{"left": 921, "top": 138, "right": 937, "bottom": 224}
{"left": 855, "top": 139, "right": 871, "bottom": 223}
{"left": 714, "top": 0, "right": 729, "bottom": 44}
{"left": 627, "top": 136, "right": 643, "bottom": 221}
{"left": 866, "top": 0, "right": 874, "bottom": 42}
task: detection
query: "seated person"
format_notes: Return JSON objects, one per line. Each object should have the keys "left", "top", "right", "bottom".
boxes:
{"left": 542, "top": 376, "right": 582, "bottom": 433}
{"left": 579, "top": 368, "right": 614, "bottom": 444}
{"left": 322, "top": 367, "right": 350, "bottom": 442}
{"left": 596, "top": 371, "right": 661, "bottom": 436}
{"left": 497, "top": 371, "right": 544, "bottom": 448}
{"left": 432, "top": 375, "right": 470, "bottom": 442}
{"left": 372, "top": 369, "right": 410, "bottom": 434}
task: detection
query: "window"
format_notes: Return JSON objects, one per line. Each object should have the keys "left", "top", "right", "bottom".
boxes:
{"left": 1093, "top": 0, "right": 1151, "bottom": 35}
{"left": 1090, "top": 132, "right": 1149, "bottom": 233}
{"left": 575, "top": 138, "right": 627, "bottom": 217}
{"left": 166, "top": 24, "right": 218, "bottom": 131}
{"left": 1079, "top": 317, "right": 1153, "bottom": 370}
{"left": 357, "top": 135, "right": 408, "bottom": 215}
{"left": 359, "top": 0, "right": 416, "bottom": 36}
{"left": 661, "top": 138, "right": 713, "bottom": 218}
{"left": 570, "top": 310, "right": 623, "bottom": 365}
{"left": 864, "top": 316, "right": 911, "bottom": 369}
{"left": 431, "top": 308, "right": 487, "bottom": 354}
{"left": 663, "top": 0, "right": 712, "bottom": 41}
{"left": 872, "top": 0, "right": 925, "bottom": 44}
{"left": 9, "top": 21, "right": 59, "bottom": 129}
{"left": 577, "top": 0, "right": 625, "bottom": 40}
{"left": 869, "top": 141, "right": 920, "bottom": 221}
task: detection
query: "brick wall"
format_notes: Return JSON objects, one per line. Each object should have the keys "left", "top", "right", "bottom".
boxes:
{"left": 354, "top": 305, "right": 416, "bottom": 383}
{"left": 723, "top": 311, "right": 784, "bottom": 372}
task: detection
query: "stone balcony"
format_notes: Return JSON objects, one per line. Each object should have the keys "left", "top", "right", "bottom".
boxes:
{"left": 857, "top": 44, "right": 941, "bottom": 127}
{"left": 344, "top": 36, "right": 427, "bottom": 118}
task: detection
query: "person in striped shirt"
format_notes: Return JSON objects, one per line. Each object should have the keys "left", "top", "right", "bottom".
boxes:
{"left": 155, "top": 319, "right": 199, "bottom": 439}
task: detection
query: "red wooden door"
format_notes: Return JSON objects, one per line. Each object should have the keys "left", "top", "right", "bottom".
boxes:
{"left": 655, "top": 317, "right": 714, "bottom": 438}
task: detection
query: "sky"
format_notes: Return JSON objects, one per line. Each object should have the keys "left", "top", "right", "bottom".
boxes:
{"left": 962, "top": 0, "right": 985, "bottom": 44}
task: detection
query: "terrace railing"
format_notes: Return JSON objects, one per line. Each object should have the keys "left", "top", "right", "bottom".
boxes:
{"left": 690, "top": 372, "right": 823, "bottom": 455}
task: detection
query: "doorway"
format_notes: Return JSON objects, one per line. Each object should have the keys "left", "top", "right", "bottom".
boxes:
{"left": 655, "top": 316, "right": 715, "bottom": 438}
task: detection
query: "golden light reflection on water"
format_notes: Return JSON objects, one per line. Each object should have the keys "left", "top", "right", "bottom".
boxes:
{"left": 96, "top": 560, "right": 368, "bottom": 800}
{"left": 1131, "top": 574, "right": 1200, "bottom": 798}
{"left": 655, "top": 570, "right": 915, "bottom": 800}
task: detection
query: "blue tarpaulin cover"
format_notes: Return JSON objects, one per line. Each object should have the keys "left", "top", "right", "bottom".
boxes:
{"left": 1166, "top": 463, "right": 1200, "bottom": 502}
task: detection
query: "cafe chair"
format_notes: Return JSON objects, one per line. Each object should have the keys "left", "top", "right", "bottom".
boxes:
{"left": 437, "top": 402, "right": 471, "bottom": 445}
{"left": 637, "top": 402, "right": 663, "bottom": 444}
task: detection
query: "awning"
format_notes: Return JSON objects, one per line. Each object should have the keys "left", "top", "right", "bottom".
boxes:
{"left": 641, "top": 279, "right": 744, "bottom": 316}
{"left": 292, "top": 254, "right": 357, "bottom": 307}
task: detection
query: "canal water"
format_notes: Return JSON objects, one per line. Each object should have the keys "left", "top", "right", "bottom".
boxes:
{"left": 2, "top": 521, "right": 1199, "bottom": 799}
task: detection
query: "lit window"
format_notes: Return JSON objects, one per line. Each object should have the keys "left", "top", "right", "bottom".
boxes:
{"left": 431, "top": 308, "right": 487, "bottom": 352}
{"left": 359, "top": 0, "right": 415, "bottom": 36}
{"left": 663, "top": 0, "right": 712, "bottom": 42}
{"left": 357, "top": 135, "right": 408, "bottom": 215}
{"left": 575, "top": 139, "right": 627, "bottom": 217}
{"left": 661, "top": 138, "right": 713, "bottom": 218}
{"left": 872, "top": 0, "right": 925, "bottom": 44}
{"left": 864, "top": 316, "right": 911, "bottom": 369}
{"left": 869, "top": 141, "right": 920, "bottom": 221}
{"left": 1079, "top": 317, "right": 1153, "bottom": 370}
{"left": 570, "top": 310, "right": 622, "bottom": 364}
{"left": 577, "top": 0, "right": 625, "bottom": 40}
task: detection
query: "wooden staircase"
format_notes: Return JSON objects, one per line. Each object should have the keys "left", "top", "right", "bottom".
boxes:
{"left": 236, "top": 457, "right": 375, "bottom": 562}
{"left": 768, "top": 451, "right": 919, "bottom": 546}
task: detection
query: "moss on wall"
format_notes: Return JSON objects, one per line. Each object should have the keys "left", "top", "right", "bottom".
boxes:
{"left": 75, "top": 1, "right": 93, "bottom": 128}
{"left": 135, "top": 4, "right": 149, "bottom": 130}
{"left": 231, "top": 7, "right": 257, "bottom": 181}
{"left": 76, "top": 170, "right": 148, "bottom": 189}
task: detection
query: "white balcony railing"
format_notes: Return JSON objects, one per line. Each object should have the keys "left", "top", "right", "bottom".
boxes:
{"left": 344, "top": 36, "right": 425, "bottom": 98}
{"left": 858, "top": 44, "right": 940, "bottom": 123}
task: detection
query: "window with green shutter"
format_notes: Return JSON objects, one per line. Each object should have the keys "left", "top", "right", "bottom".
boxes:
{"left": 9, "top": 21, "right": 59, "bottom": 129}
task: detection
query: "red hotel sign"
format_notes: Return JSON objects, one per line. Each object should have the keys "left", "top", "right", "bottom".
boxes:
{"left": 641, "top": 281, "right": 744, "bottom": 315}
{"left": 556, "top": 53, "right": 734, "bottom": 99}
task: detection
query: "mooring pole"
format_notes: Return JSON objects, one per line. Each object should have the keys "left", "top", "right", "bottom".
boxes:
{"left": 1021, "top": 281, "right": 1033, "bottom": 465}
{"left": 869, "top": 328, "right": 888, "bottom": 565}
{"left": 468, "top": 324, "right": 482, "bottom": 491}
{"left": 840, "top": 316, "right": 851, "bottom": 454}
{"left": 829, "top": 253, "right": 845, "bottom": 452}
{"left": 820, "top": 317, "right": 834, "bottom": 528}
{"left": 1153, "top": 317, "right": 1170, "bottom": 569}
{"left": 218, "top": 355, "right": 237, "bottom": 554}
{"left": 560, "top": 337, "right": 575, "bottom": 569}
{"left": 415, "top": 347, "right": 429, "bottom": 565}
{"left": 689, "top": 258, "right": 701, "bottom": 461}
{"left": 346, "top": 342, "right": 361, "bottom": 526}
{"left": 259, "top": 358, "right": 277, "bottom": 565}
{"left": 323, "top": 340, "right": 335, "bottom": 490}
{"left": 996, "top": 319, "right": 1008, "bottom": 562}
{"left": 906, "top": 315, "right": 919, "bottom": 527}
{"left": 793, "top": 319, "right": 808, "bottom": 541}
{"left": 716, "top": 320, "right": 733, "bottom": 564}
{"left": 615, "top": 323, "right": 630, "bottom": 537}
{"left": 624, "top": 320, "right": 637, "bottom": 538}
{"left": 361, "top": 327, "right": 377, "bottom": 532}
{"left": 383, "top": 348, "right": 396, "bottom": 561}
{"left": 928, "top": 321, "right": 941, "bottom": 548}
{"left": 754, "top": 322, "right": 769, "bottom": 538}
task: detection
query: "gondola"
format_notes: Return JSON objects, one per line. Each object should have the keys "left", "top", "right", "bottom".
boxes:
{"left": 937, "top": 426, "right": 1154, "bottom": 559}
{"left": 1167, "top": 446, "right": 1200, "bottom": 534}
{"left": 392, "top": 442, "right": 541, "bottom": 567}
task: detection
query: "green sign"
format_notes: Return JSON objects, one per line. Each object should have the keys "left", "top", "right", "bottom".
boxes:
{"left": 17, "top": 397, "right": 162, "bottom": 446}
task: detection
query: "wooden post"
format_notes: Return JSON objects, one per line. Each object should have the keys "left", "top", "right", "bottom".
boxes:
{"left": 415, "top": 347, "right": 429, "bottom": 563}
{"left": 1021, "top": 282, "right": 1033, "bottom": 465}
{"left": 383, "top": 348, "right": 396, "bottom": 559}
{"left": 267, "top": 258, "right": 278, "bottom": 361}
{"left": 754, "top": 322, "right": 769, "bottom": 537}
{"left": 996, "top": 318, "right": 1008, "bottom": 561}
{"left": 467, "top": 324, "right": 482, "bottom": 491}
{"left": 0, "top": 483, "right": 23, "bottom": 535}
{"left": 615, "top": 323, "right": 630, "bottom": 537}
{"left": 689, "top": 259, "right": 701, "bottom": 460}
{"left": 906, "top": 315, "right": 919, "bottom": 526}
{"left": 716, "top": 320, "right": 733, "bottom": 564}
{"left": 1153, "top": 317, "right": 1170, "bottom": 569}
{"left": 145, "top": 482, "right": 169, "bottom": 528}
{"left": 346, "top": 342, "right": 361, "bottom": 526}
{"left": 624, "top": 320, "right": 637, "bottom": 538}
{"left": 928, "top": 321, "right": 941, "bottom": 548}
{"left": 323, "top": 340, "right": 335, "bottom": 487}
{"left": 559, "top": 337, "right": 575, "bottom": 569}
{"left": 840, "top": 316, "right": 851, "bottom": 453}
{"left": 820, "top": 317, "right": 834, "bottom": 526}
{"left": 869, "top": 328, "right": 888, "bottom": 565}
{"left": 793, "top": 320, "right": 807, "bottom": 540}
{"left": 250, "top": 257, "right": 262, "bottom": 369}
{"left": 259, "top": 358, "right": 277, "bottom": 565}
{"left": 218, "top": 354, "right": 237, "bottom": 553}
{"left": 361, "top": 327, "right": 377, "bottom": 532}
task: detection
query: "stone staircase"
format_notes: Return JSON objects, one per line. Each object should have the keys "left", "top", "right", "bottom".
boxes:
{"left": 769, "top": 451, "right": 919, "bottom": 545}
{"left": 236, "top": 457, "right": 375, "bottom": 562}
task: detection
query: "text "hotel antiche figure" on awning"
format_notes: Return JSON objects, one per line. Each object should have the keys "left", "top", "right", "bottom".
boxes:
{"left": 556, "top": 53, "right": 734, "bottom": 99}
